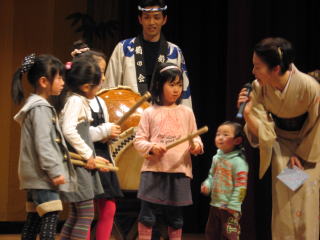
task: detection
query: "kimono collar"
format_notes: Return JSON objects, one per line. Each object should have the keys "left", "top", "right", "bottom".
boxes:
{"left": 134, "top": 34, "right": 168, "bottom": 94}
{"left": 274, "top": 63, "right": 295, "bottom": 99}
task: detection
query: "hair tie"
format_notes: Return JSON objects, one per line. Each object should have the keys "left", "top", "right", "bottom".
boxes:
{"left": 160, "top": 65, "right": 181, "bottom": 73}
{"left": 20, "top": 53, "right": 36, "bottom": 74}
{"left": 65, "top": 61, "right": 72, "bottom": 70}
{"left": 70, "top": 47, "right": 90, "bottom": 57}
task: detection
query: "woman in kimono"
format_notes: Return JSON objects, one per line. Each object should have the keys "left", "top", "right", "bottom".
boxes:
{"left": 238, "top": 37, "right": 320, "bottom": 239}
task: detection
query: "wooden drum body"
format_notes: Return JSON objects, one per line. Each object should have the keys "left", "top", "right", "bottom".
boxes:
{"left": 98, "top": 86, "right": 150, "bottom": 190}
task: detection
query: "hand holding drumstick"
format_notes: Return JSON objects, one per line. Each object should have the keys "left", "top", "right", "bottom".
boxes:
{"left": 145, "top": 126, "right": 208, "bottom": 158}
{"left": 69, "top": 152, "right": 119, "bottom": 172}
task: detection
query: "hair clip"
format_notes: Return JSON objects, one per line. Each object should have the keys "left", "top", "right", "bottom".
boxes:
{"left": 65, "top": 61, "right": 72, "bottom": 70}
{"left": 277, "top": 47, "right": 283, "bottom": 61}
{"left": 20, "top": 53, "right": 36, "bottom": 74}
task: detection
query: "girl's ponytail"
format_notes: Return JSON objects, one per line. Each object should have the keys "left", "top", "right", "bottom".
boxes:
{"left": 11, "top": 69, "right": 24, "bottom": 104}
{"left": 11, "top": 53, "right": 36, "bottom": 104}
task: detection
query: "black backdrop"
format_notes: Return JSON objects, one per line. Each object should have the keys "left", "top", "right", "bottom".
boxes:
{"left": 93, "top": 0, "right": 320, "bottom": 239}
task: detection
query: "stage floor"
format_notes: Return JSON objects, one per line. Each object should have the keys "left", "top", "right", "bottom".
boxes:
{"left": 0, "top": 234, "right": 205, "bottom": 240}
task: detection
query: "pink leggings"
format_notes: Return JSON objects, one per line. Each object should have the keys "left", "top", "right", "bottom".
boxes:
{"left": 86, "top": 199, "right": 116, "bottom": 240}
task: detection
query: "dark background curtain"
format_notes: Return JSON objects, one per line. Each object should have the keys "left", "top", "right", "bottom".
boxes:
{"left": 89, "top": 0, "right": 320, "bottom": 239}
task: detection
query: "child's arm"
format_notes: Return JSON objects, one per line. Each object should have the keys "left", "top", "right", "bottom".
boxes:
{"left": 227, "top": 157, "right": 249, "bottom": 212}
{"left": 89, "top": 123, "right": 120, "bottom": 142}
{"left": 187, "top": 108, "right": 204, "bottom": 155}
{"left": 89, "top": 97, "right": 121, "bottom": 142}
{"left": 201, "top": 156, "right": 215, "bottom": 195}
{"left": 31, "top": 106, "right": 65, "bottom": 184}
{"left": 61, "top": 96, "right": 94, "bottom": 161}
{"left": 52, "top": 175, "right": 65, "bottom": 186}
{"left": 190, "top": 142, "right": 203, "bottom": 155}
{"left": 133, "top": 109, "right": 166, "bottom": 158}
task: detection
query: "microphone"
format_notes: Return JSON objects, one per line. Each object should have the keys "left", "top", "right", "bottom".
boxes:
{"left": 236, "top": 83, "right": 252, "bottom": 119}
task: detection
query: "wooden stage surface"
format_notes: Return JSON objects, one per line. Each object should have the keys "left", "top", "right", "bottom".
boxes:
{"left": 0, "top": 233, "right": 205, "bottom": 240}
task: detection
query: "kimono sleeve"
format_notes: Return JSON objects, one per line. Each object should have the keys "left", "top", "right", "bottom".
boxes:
{"left": 104, "top": 42, "right": 124, "bottom": 89}
{"left": 176, "top": 46, "right": 192, "bottom": 108}
{"left": 295, "top": 84, "right": 320, "bottom": 163}
{"left": 244, "top": 80, "right": 276, "bottom": 178}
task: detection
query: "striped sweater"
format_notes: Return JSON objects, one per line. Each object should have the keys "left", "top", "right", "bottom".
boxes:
{"left": 202, "top": 149, "right": 248, "bottom": 212}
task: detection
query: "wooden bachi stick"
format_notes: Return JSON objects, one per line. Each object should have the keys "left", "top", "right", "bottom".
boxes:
{"left": 116, "top": 91, "right": 151, "bottom": 125}
{"left": 69, "top": 152, "right": 118, "bottom": 171}
{"left": 166, "top": 126, "right": 208, "bottom": 150}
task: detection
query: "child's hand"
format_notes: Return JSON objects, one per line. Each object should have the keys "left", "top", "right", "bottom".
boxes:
{"left": 190, "top": 142, "right": 203, "bottom": 155}
{"left": 96, "top": 156, "right": 111, "bottom": 172}
{"left": 52, "top": 175, "right": 65, "bottom": 186}
{"left": 200, "top": 185, "right": 210, "bottom": 195}
{"left": 150, "top": 144, "right": 166, "bottom": 157}
{"left": 85, "top": 156, "right": 96, "bottom": 170}
{"left": 109, "top": 124, "right": 121, "bottom": 139}
{"left": 144, "top": 144, "right": 166, "bottom": 160}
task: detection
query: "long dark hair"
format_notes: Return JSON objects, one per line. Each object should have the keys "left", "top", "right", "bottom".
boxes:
{"left": 150, "top": 62, "right": 183, "bottom": 105}
{"left": 11, "top": 54, "right": 64, "bottom": 104}
{"left": 254, "top": 37, "right": 295, "bottom": 74}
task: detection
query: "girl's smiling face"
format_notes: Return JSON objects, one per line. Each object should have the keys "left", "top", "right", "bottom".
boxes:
{"left": 215, "top": 124, "right": 241, "bottom": 153}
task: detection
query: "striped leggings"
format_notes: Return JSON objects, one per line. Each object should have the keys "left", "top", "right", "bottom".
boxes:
{"left": 60, "top": 200, "right": 94, "bottom": 240}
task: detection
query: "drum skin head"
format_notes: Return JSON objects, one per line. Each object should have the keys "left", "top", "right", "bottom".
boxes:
{"left": 98, "top": 87, "right": 150, "bottom": 132}
{"left": 109, "top": 127, "right": 144, "bottom": 191}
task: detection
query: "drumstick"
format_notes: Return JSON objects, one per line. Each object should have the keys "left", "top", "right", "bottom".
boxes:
{"left": 166, "top": 126, "right": 208, "bottom": 150}
{"left": 69, "top": 152, "right": 106, "bottom": 164}
{"left": 71, "top": 159, "right": 119, "bottom": 171}
{"left": 69, "top": 152, "right": 119, "bottom": 171}
{"left": 116, "top": 91, "right": 151, "bottom": 125}
{"left": 146, "top": 126, "right": 208, "bottom": 157}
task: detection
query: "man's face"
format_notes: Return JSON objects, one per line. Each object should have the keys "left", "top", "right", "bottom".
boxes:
{"left": 138, "top": 6, "right": 167, "bottom": 40}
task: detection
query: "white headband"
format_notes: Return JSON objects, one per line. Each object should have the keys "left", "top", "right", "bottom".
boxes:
{"left": 138, "top": 5, "right": 167, "bottom": 12}
{"left": 160, "top": 65, "right": 181, "bottom": 73}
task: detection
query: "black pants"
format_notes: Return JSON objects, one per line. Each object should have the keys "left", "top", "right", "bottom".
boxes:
{"left": 139, "top": 200, "right": 183, "bottom": 229}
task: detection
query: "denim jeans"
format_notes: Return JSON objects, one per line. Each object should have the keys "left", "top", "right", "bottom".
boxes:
{"left": 27, "top": 189, "right": 60, "bottom": 206}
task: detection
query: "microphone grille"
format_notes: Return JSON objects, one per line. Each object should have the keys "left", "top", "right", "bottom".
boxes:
{"left": 243, "top": 82, "right": 252, "bottom": 90}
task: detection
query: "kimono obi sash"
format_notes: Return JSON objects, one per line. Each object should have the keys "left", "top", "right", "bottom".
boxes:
{"left": 271, "top": 112, "right": 308, "bottom": 131}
